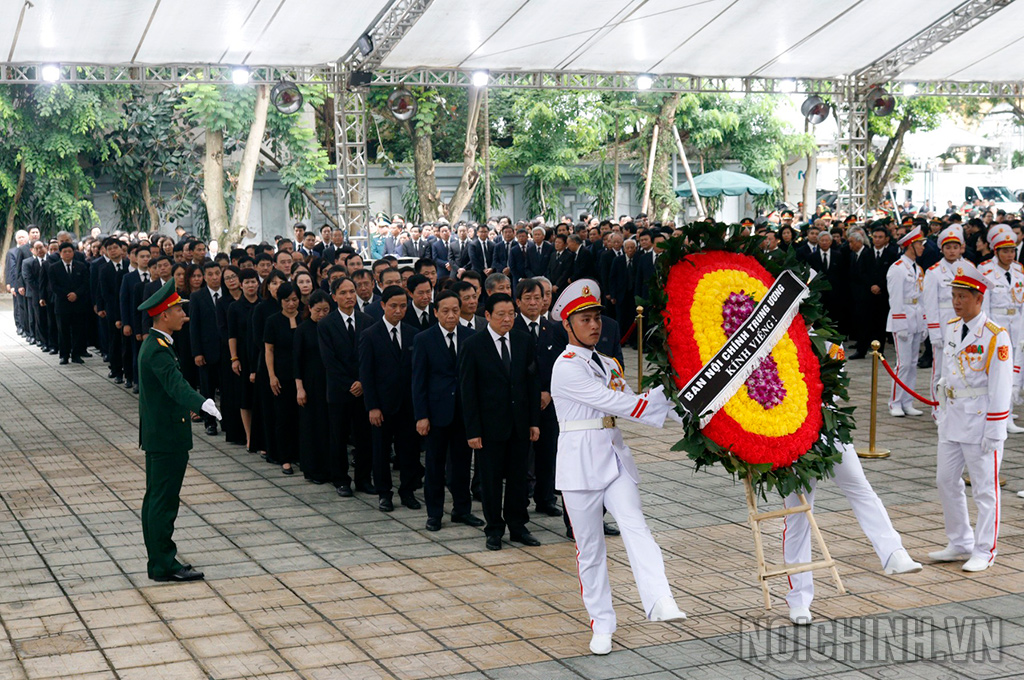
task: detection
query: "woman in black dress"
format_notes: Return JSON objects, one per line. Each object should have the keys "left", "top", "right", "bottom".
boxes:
{"left": 264, "top": 282, "right": 301, "bottom": 475}
{"left": 251, "top": 270, "right": 287, "bottom": 462}
{"left": 217, "top": 265, "right": 245, "bottom": 444}
{"left": 294, "top": 290, "right": 331, "bottom": 483}
{"left": 228, "top": 269, "right": 261, "bottom": 452}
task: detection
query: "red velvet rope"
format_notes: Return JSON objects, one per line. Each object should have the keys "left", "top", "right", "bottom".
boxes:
{"left": 877, "top": 354, "right": 939, "bottom": 406}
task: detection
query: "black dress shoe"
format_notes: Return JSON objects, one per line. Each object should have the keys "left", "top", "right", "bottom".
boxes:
{"left": 379, "top": 497, "right": 394, "bottom": 512}
{"left": 535, "top": 504, "right": 562, "bottom": 517}
{"left": 336, "top": 485, "right": 353, "bottom": 497}
{"left": 132, "top": 385, "right": 139, "bottom": 394}
{"left": 510, "top": 531, "right": 541, "bottom": 547}
{"left": 307, "top": 478, "right": 326, "bottom": 485}
{"left": 400, "top": 495, "right": 422, "bottom": 510}
{"left": 425, "top": 517, "right": 442, "bottom": 531}
{"left": 265, "top": 456, "right": 279, "bottom": 465}
{"left": 451, "top": 513, "right": 485, "bottom": 527}
{"left": 205, "top": 425, "right": 218, "bottom": 436}
{"left": 113, "top": 377, "right": 124, "bottom": 385}
{"left": 566, "top": 526, "right": 575, "bottom": 541}
{"left": 107, "top": 370, "right": 115, "bottom": 378}
{"left": 59, "top": 358, "right": 69, "bottom": 365}
{"left": 281, "top": 465, "right": 294, "bottom": 475}
{"left": 83, "top": 352, "right": 93, "bottom": 358}
{"left": 603, "top": 522, "right": 620, "bottom": 536}
{"left": 70, "top": 357, "right": 84, "bottom": 364}
{"left": 151, "top": 567, "right": 204, "bottom": 582}
{"left": 355, "top": 482, "right": 376, "bottom": 495}
{"left": 124, "top": 381, "right": 133, "bottom": 389}
{"left": 49, "top": 348, "right": 58, "bottom": 355}
{"left": 486, "top": 535, "right": 502, "bottom": 551}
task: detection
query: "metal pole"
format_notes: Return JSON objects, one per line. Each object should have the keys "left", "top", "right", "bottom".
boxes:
{"left": 483, "top": 87, "right": 491, "bottom": 221}
{"left": 671, "top": 125, "right": 705, "bottom": 219}
{"left": 857, "top": 340, "right": 891, "bottom": 459}
{"left": 636, "top": 306, "right": 644, "bottom": 393}
{"left": 642, "top": 125, "right": 659, "bottom": 216}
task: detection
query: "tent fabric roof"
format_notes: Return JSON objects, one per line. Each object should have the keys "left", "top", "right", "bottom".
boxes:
{"left": 3, "top": 0, "right": 1023, "bottom": 83}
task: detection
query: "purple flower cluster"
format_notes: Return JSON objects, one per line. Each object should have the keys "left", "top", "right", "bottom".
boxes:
{"left": 721, "top": 292, "right": 787, "bottom": 409}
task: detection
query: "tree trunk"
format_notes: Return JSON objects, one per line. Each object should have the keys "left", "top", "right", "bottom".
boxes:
{"left": 650, "top": 94, "right": 681, "bottom": 222}
{"left": 141, "top": 171, "right": 159, "bottom": 233}
{"left": 411, "top": 124, "right": 442, "bottom": 222}
{"left": 780, "top": 161, "right": 788, "bottom": 205}
{"left": 867, "top": 115, "right": 913, "bottom": 208}
{"left": 258, "top": 148, "right": 338, "bottom": 228}
{"left": 0, "top": 158, "right": 26, "bottom": 283}
{"left": 229, "top": 84, "right": 270, "bottom": 250}
{"left": 443, "top": 86, "right": 484, "bottom": 222}
{"left": 202, "top": 128, "right": 230, "bottom": 247}
{"left": 612, "top": 112, "right": 620, "bottom": 217}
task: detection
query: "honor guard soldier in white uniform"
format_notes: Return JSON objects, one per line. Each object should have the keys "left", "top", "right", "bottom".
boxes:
{"left": 979, "top": 224, "right": 1024, "bottom": 435}
{"left": 887, "top": 226, "right": 927, "bottom": 417}
{"left": 550, "top": 279, "right": 686, "bottom": 656}
{"left": 930, "top": 262, "right": 1011, "bottom": 572}
{"left": 784, "top": 341, "right": 922, "bottom": 625}
{"left": 923, "top": 225, "right": 966, "bottom": 413}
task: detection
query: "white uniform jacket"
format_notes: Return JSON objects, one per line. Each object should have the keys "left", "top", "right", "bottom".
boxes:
{"left": 936, "top": 313, "right": 1012, "bottom": 444}
{"left": 551, "top": 350, "right": 672, "bottom": 492}
{"left": 886, "top": 254, "right": 925, "bottom": 335}
{"left": 923, "top": 258, "right": 964, "bottom": 345}
{"left": 979, "top": 260, "right": 1024, "bottom": 345}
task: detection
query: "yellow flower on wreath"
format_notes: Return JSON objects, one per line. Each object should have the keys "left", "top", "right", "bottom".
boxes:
{"left": 690, "top": 270, "right": 808, "bottom": 437}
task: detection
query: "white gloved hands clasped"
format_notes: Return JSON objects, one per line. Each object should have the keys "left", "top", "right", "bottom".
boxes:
{"left": 201, "top": 398, "right": 222, "bottom": 421}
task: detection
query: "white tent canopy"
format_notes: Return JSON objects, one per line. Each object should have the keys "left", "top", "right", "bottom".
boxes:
{"left": 3, "top": 0, "right": 1024, "bottom": 83}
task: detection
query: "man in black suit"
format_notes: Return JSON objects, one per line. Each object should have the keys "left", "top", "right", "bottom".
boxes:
{"left": 320, "top": 277, "right": 374, "bottom": 496}
{"left": 5, "top": 233, "right": 26, "bottom": 336}
{"left": 140, "top": 256, "right": 173, "bottom": 338}
{"left": 89, "top": 241, "right": 110, "bottom": 358}
{"left": 431, "top": 224, "right": 454, "bottom": 283}
{"left": 513, "top": 279, "right": 562, "bottom": 518}
{"left": 547, "top": 234, "right": 572, "bottom": 298}
{"left": 98, "top": 238, "right": 130, "bottom": 383}
{"left": 120, "top": 244, "right": 151, "bottom": 391}
{"left": 861, "top": 222, "right": 898, "bottom": 354}
{"left": 49, "top": 243, "right": 90, "bottom": 364}
{"left": 412, "top": 290, "right": 484, "bottom": 531}
{"left": 359, "top": 286, "right": 422, "bottom": 512}
{"left": 459, "top": 292, "right": 541, "bottom": 550}
{"left": 507, "top": 228, "right": 531, "bottom": 293}
{"left": 492, "top": 224, "right": 516, "bottom": 278}
{"left": 401, "top": 225, "right": 430, "bottom": 259}
{"left": 403, "top": 273, "right": 436, "bottom": 330}
{"left": 612, "top": 237, "right": 637, "bottom": 339}
{"left": 352, "top": 269, "right": 379, "bottom": 316}
{"left": 567, "top": 235, "right": 597, "bottom": 283}
{"left": 20, "top": 240, "right": 47, "bottom": 347}
{"left": 448, "top": 223, "right": 471, "bottom": 275}
{"left": 634, "top": 229, "right": 658, "bottom": 302}
{"left": 526, "top": 227, "right": 554, "bottom": 282}
{"left": 39, "top": 240, "right": 60, "bottom": 354}
{"left": 12, "top": 226, "right": 38, "bottom": 340}
{"left": 807, "top": 230, "right": 843, "bottom": 328}
{"left": 466, "top": 224, "right": 496, "bottom": 276}
{"left": 189, "top": 262, "right": 224, "bottom": 435}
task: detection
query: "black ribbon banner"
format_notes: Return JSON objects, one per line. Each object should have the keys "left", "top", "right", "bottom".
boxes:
{"left": 678, "top": 269, "right": 808, "bottom": 425}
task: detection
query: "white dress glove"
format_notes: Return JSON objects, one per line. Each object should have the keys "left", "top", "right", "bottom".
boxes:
{"left": 201, "top": 398, "right": 222, "bottom": 421}
{"left": 981, "top": 437, "right": 1002, "bottom": 455}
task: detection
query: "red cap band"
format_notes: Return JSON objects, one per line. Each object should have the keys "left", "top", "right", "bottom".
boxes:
{"left": 148, "top": 292, "right": 182, "bottom": 317}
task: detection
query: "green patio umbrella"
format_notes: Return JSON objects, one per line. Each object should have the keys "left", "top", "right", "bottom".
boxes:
{"left": 674, "top": 169, "right": 773, "bottom": 197}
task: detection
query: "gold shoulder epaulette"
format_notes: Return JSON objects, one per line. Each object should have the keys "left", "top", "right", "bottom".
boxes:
{"left": 985, "top": 320, "right": 1004, "bottom": 334}
{"left": 947, "top": 317, "right": 961, "bottom": 324}
{"left": 928, "top": 262, "right": 941, "bottom": 271}
{"left": 156, "top": 337, "right": 169, "bottom": 348}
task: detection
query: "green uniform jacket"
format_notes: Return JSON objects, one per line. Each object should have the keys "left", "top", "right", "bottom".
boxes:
{"left": 138, "top": 330, "right": 207, "bottom": 453}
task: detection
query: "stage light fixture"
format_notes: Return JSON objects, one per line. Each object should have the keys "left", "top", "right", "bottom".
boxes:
{"left": 271, "top": 80, "right": 303, "bottom": 114}
{"left": 636, "top": 74, "right": 654, "bottom": 91}
{"left": 471, "top": 70, "right": 489, "bottom": 87}
{"left": 41, "top": 64, "right": 60, "bottom": 82}
{"left": 800, "top": 95, "right": 831, "bottom": 125}
{"left": 867, "top": 86, "right": 895, "bottom": 117}
{"left": 903, "top": 82, "right": 918, "bottom": 97}
{"left": 357, "top": 33, "right": 374, "bottom": 57}
{"left": 231, "top": 67, "right": 250, "bottom": 85}
{"left": 387, "top": 88, "right": 417, "bottom": 121}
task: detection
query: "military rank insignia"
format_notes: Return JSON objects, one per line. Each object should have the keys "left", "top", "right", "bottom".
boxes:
{"left": 157, "top": 338, "right": 169, "bottom": 348}
{"left": 999, "top": 345, "right": 1010, "bottom": 361}
{"left": 963, "top": 344, "right": 985, "bottom": 355}
{"left": 563, "top": 351, "right": 576, "bottom": 359}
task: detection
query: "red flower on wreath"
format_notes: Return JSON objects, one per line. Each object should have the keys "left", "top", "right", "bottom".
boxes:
{"left": 662, "top": 251, "right": 823, "bottom": 468}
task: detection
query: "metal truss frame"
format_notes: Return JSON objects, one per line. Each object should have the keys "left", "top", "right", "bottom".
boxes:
{"left": 341, "top": 0, "right": 436, "bottom": 72}
{"left": 835, "top": 77, "right": 872, "bottom": 217}
{"left": 0, "top": 63, "right": 330, "bottom": 85}
{"left": 333, "top": 66, "right": 370, "bottom": 242}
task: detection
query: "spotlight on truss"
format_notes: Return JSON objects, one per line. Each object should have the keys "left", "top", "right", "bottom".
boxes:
{"left": 231, "top": 67, "right": 250, "bottom": 86}
{"left": 357, "top": 32, "right": 374, "bottom": 57}
{"left": 41, "top": 64, "right": 60, "bottom": 82}
{"left": 867, "top": 86, "right": 895, "bottom": 117}
{"left": 471, "top": 70, "right": 490, "bottom": 87}
{"left": 271, "top": 80, "right": 303, "bottom": 114}
{"left": 800, "top": 95, "right": 831, "bottom": 125}
{"left": 636, "top": 74, "right": 655, "bottom": 91}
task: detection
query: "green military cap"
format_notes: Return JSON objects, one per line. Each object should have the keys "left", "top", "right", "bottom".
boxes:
{"left": 138, "top": 279, "right": 184, "bottom": 317}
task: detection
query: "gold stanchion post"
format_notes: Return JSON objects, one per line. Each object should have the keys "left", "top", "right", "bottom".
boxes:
{"left": 636, "top": 306, "right": 644, "bottom": 393}
{"left": 857, "top": 340, "right": 891, "bottom": 459}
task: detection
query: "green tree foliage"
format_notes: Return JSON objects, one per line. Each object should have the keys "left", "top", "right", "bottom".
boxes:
{"left": 866, "top": 96, "right": 947, "bottom": 207}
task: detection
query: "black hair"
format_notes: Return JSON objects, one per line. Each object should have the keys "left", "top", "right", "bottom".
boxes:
{"left": 277, "top": 281, "right": 298, "bottom": 302}
{"left": 406, "top": 273, "right": 430, "bottom": 292}
{"left": 516, "top": 278, "right": 542, "bottom": 300}
{"left": 202, "top": 260, "right": 221, "bottom": 271}
{"left": 238, "top": 268, "right": 259, "bottom": 282}
{"left": 331, "top": 276, "right": 354, "bottom": 295}
{"left": 485, "top": 292, "right": 513, "bottom": 314}
{"left": 308, "top": 289, "right": 331, "bottom": 308}
{"left": 414, "top": 257, "right": 435, "bottom": 273}
{"left": 381, "top": 285, "right": 407, "bottom": 304}
{"left": 434, "top": 289, "right": 461, "bottom": 310}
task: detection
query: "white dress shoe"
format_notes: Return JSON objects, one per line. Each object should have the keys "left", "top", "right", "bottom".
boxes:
{"left": 789, "top": 607, "right": 812, "bottom": 625}
{"left": 1017, "top": 489, "right": 1024, "bottom": 498}
{"left": 589, "top": 632, "right": 612, "bottom": 655}
{"left": 903, "top": 405, "right": 924, "bottom": 416}
{"left": 1007, "top": 421, "right": 1024, "bottom": 434}
{"left": 883, "top": 548, "right": 923, "bottom": 574}
{"left": 928, "top": 545, "right": 972, "bottom": 562}
{"left": 649, "top": 596, "right": 687, "bottom": 622}
{"left": 962, "top": 556, "right": 992, "bottom": 572}
{"left": 889, "top": 406, "right": 905, "bottom": 417}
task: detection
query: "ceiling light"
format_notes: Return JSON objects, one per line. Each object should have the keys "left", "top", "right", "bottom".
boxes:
{"left": 471, "top": 70, "right": 489, "bottom": 87}
{"left": 779, "top": 79, "right": 796, "bottom": 94}
{"left": 231, "top": 67, "right": 250, "bottom": 86}
{"left": 636, "top": 74, "right": 654, "bottom": 91}
{"left": 903, "top": 82, "right": 917, "bottom": 97}
{"left": 41, "top": 64, "right": 60, "bottom": 82}
{"left": 271, "top": 80, "right": 303, "bottom": 114}
{"left": 357, "top": 33, "right": 374, "bottom": 57}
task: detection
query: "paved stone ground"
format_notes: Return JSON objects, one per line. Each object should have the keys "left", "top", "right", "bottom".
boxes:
{"left": 1, "top": 300, "right": 1023, "bottom": 679}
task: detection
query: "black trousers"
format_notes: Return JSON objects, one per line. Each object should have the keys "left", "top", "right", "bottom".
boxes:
{"left": 56, "top": 311, "right": 85, "bottom": 359}
{"left": 328, "top": 399, "right": 371, "bottom": 489}
{"left": 533, "top": 407, "right": 558, "bottom": 508}
{"left": 272, "top": 379, "right": 298, "bottom": 465}
{"left": 478, "top": 433, "right": 530, "bottom": 539}
{"left": 370, "top": 405, "right": 419, "bottom": 500}
{"left": 197, "top": 360, "right": 222, "bottom": 426}
{"left": 25, "top": 295, "right": 41, "bottom": 342}
{"left": 299, "top": 394, "right": 330, "bottom": 482}
{"left": 424, "top": 417, "right": 472, "bottom": 519}
{"left": 142, "top": 449, "right": 189, "bottom": 578}
{"left": 106, "top": 317, "right": 124, "bottom": 378}
{"left": 44, "top": 303, "right": 58, "bottom": 350}
{"left": 13, "top": 293, "right": 25, "bottom": 333}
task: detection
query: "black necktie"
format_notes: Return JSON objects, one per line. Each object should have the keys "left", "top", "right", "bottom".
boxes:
{"left": 213, "top": 290, "right": 219, "bottom": 304}
{"left": 466, "top": 320, "right": 473, "bottom": 330}
{"left": 529, "top": 321, "right": 538, "bottom": 337}
{"left": 499, "top": 336, "right": 511, "bottom": 373}
{"left": 1007, "top": 271, "right": 1012, "bottom": 285}
{"left": 420, "top": 311, "right": 428, "bottom": 326}
{"left": 115, "top": 262, "right": 121, "bottom": 272}
{"left": 391, "top": 327, "right": 400, "bottom": 351}
{"left": 447, "top": 331, "right": 456, "bottom": 361}
{"left": 961, "top": 324, "right": 969, "bottom": 341}
{"left": 347, "top": 317, "right": 355, "bottom": 337}
{"left": 592, "top": 351, "right": 605, "bottom": 374}
{"left": 142, "top": 272, "right": 149, "bottom": 283}
{"left": 66, "top": 264, "right": 71, "bottom": 275}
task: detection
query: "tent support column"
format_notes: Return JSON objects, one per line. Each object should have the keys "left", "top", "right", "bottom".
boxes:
{"left": 333, "top": 66, "right": 370, "bottom": 247}
{"left": 836, "top": 78, "right": 870, "bottom": 217}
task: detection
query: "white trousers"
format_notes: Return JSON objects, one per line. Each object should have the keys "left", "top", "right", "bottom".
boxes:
{"left": 562, "top": 470, "right": 672, "bottom": 635}
{"left": 930, "top": 348, "right": 944, "bottom": 417}
{"left": 889, "top": 332, "right": 923, "bottom": 410}
{"left": 783, "top": 442, "right": 904, "bottom": 609}
{"left": 936, "top": 439, "right": 1002, "bottom": 563}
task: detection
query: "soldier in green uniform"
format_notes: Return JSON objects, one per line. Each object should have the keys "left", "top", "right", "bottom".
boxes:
{"left": 137, "top": 279, "right": 222, "bottom": 582}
